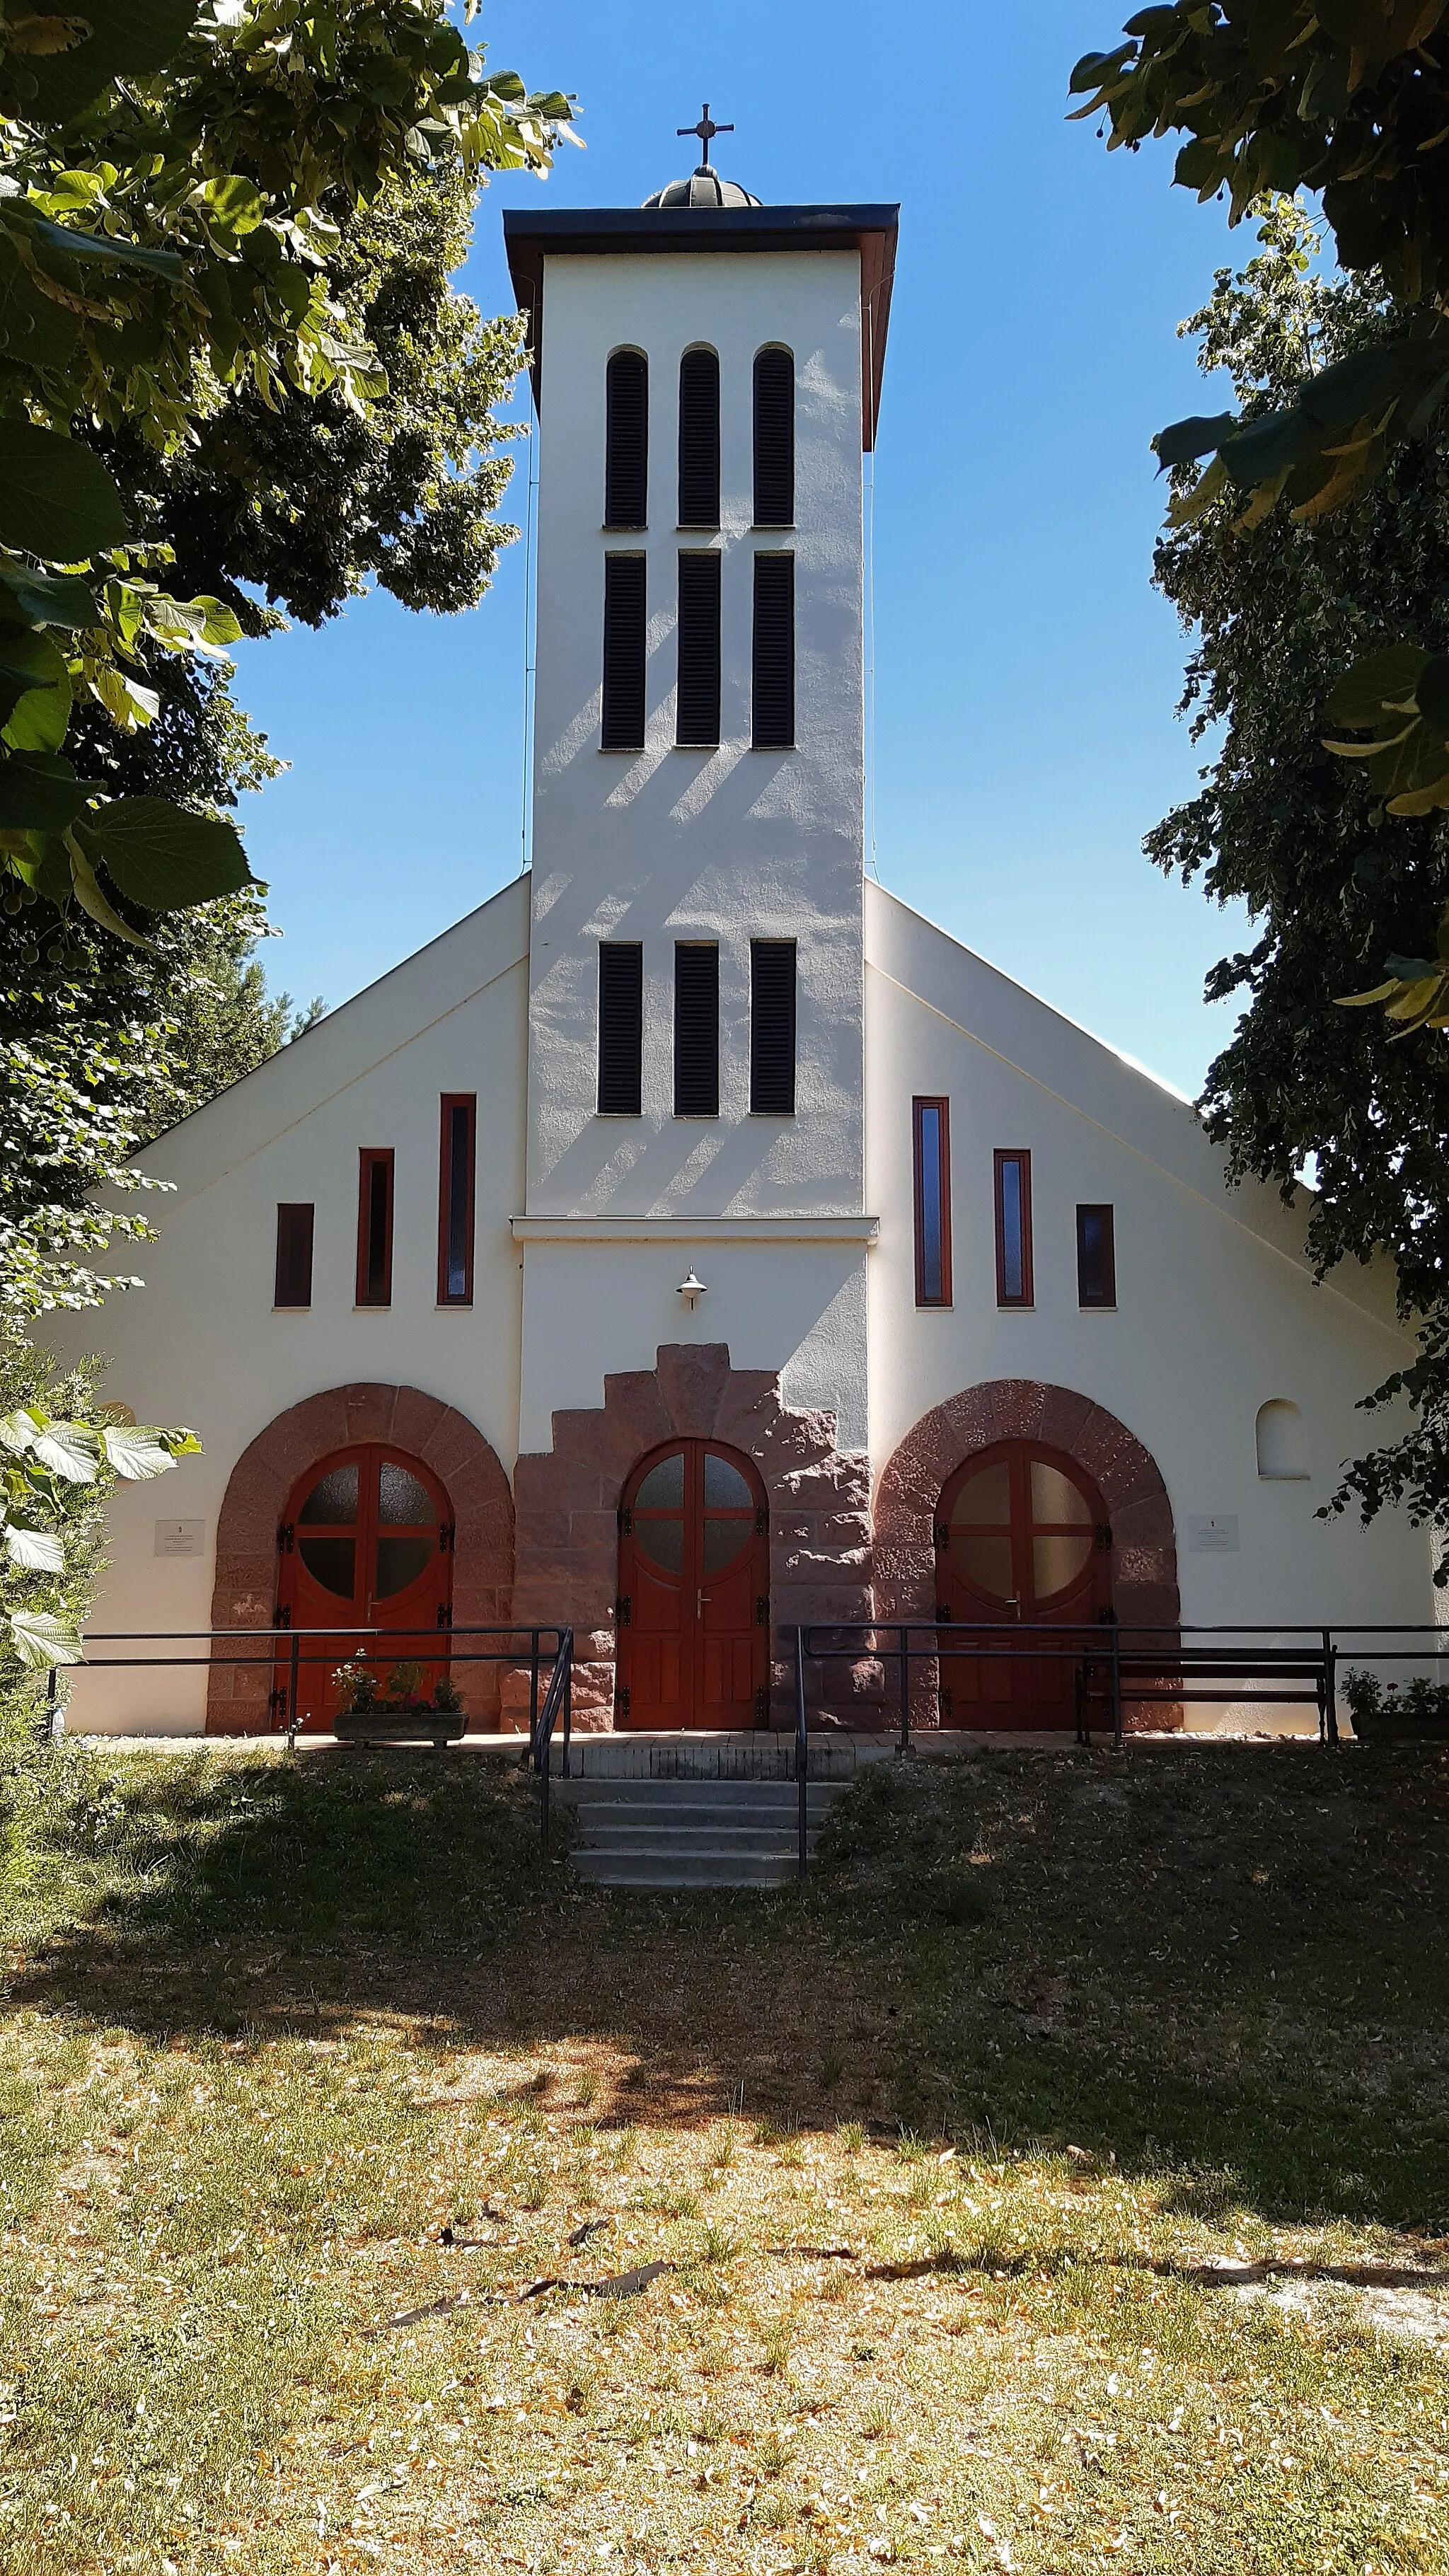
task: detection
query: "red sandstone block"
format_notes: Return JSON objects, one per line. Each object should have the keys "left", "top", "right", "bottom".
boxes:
{"left": 656, "top": 1344, "right": 731, "bottom": 1433}
{"left": 391, "top": 1387, "right": 451, "bottom": 1452}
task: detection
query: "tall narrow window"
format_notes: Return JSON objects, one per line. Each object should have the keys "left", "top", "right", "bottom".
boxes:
{"left": 754, "top": 346, "right": 795, "bottom": 526}
{"left": 356, "top": 1150, "right": 394, "bottom": 1308}
{"left": 913, "top": 1099, "right": 952, "bottom": 1307}
{"left": 677, "top": 346, "right": 720, "bottom": 526}
{"left": 601, "top": 553, "right": 647, "bottom": 751}
{"left": 750, "top": 939, "right": 797, "bottom": 1114}
{"left": 752, "top": 553, "right": 795, "bottom": 749}
{"left": 994, "top": 1150, "right": 1033, "bottom": 1307}
{"left": 676, "top": 551, "right": 721, "bottom": 746}
{"left": 1076, "top": 1203, "right": 1116, "bottom": 1309}
{"left": 437, "top": 1094, "right": 476, "bottom": 1306}
{"left": 598, "top": 941, "right": 643, "bottom": 1115}
{"left": 674, "top": 944, "right": 720, "bottom": 1116}
{"left": 275, "top": 1203, "right": 313, "bottom": 1309}
{"left": 605, "top": 348, "right": 647, "bottom": 529}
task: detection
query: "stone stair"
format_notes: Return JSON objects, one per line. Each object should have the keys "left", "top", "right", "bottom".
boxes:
{"left": 553, "top": 1773, "right": 852, "bottom": 1887}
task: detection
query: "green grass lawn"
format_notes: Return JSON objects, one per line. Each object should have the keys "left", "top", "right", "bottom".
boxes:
{"left": 0, "top": 1734, "right": 1445, "bottom": 2573}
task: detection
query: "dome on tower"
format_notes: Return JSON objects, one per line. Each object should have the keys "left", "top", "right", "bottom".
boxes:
{"left": 642, "top": 165, "right": 761, "bottom": 210}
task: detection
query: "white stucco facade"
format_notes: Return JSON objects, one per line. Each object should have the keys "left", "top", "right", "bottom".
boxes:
{"left": 45, "top": 168, "right": 1436, "bottom": 1735}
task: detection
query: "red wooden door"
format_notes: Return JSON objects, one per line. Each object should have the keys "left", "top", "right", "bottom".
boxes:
{"left": 617, "top": 1440, "right": 767, "bottom": 1729}
{"left": 276, "top": 1445, "right": 454, "bottom": 1731}
{"left": 935, "top": 1441, "right": 1111, "bottom": 1727}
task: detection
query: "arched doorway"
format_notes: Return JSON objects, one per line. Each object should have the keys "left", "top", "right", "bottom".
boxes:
{"left": 935, "top": 1440, "right": 1112, "bottom": 1726}
{"left": 616, "top": 1438, "right": 768, "bottom": 1729}
{"left": 275, "top": 1443, "right": 454, "bottom": 1731}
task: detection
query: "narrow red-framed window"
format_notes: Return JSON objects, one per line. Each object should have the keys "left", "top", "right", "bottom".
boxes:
{"left": 437, "top": 1094, "right": 476, "bottom": 1306}
{"left": 994, "top": 1149, "right": 1033, "bottom": 1307}
{"left": 912, "top": 1097, "right": 952, "bottom": 1306}
{"left": 356, "top": 1149, "right": 394, "bottom": 1307}
{"left": 1076, "top": 1202, "right": 1116, "bottom": 1308}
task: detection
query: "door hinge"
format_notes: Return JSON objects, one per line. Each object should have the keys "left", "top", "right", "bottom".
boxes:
{"left": 1097, "top": 1604, "right": 1119, "bottom": 1626}
{"left": 1094, "top": 1523, "right": 1113, "bottom": 1553}
{"left": 933, "top": 1523, "right": 948, "bottom": 1552}
{"left": 935, "top": 1602, "right": 951, "bottom": 1627}
{"left": 267, "top": 1686, "right": 287, "bottom": 1726}
{"left": 755, "top": 1595, "right": 769, "bottom": 1627}
{"left": 439, "top": 1521, "right": 456, "bottom": 1555}
{"left": 436, "top": 1603, "right": 453, "bottom": 1631}
{"left": 274, "top": 1602, "right": 291, "bottom": 1630}
{"left": 276, "top": 1520, "right": 295, "bottom": 1554}
{"left": 754, "top": 1684, "right": 769, "bottom": 1726}
{"left": 617, "top": 1682, "right": 631, "bottom": 1719}
{"left": 615, "top": 1594, "right": 632, "bottom": 1627}
{"left": 939, "top": 1685, "right": 954, "bottom": 1721}
{"left": 754, "top": 1508, "right": 767, "bottom": 1535}
{"left": 617, "top": 1503, "right": 633, "bottom": 1535}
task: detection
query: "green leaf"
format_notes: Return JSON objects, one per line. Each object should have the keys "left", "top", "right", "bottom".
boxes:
{"left": 0, "top": 628, "right": 71, "bottom": 753}
{"left": 0, "top": 422, "right": 127, "bottom": 560}
{"left": 1220, "top": 408, "right": 1312, "bottom": 491}
{"left": 201, "top": 176, "right": 265, "bottom": 237}
{"left": 89, "top": 797, "right": 250, "bottom": 911}
{"left": 67, "top": 838, "right": 146, "bottom": 944}
{"left": 1324, "top": 645, "right": 1432, "bottom": 729}
{"left": 1153, "top": 412, "right": 1240, "bottom": 470}
{"left": 3, "top": 1523, "right": 64, "bottom": 1573}
{"left": 1414, "top": 654, "right": 1449, "bottom": 737}
{"left": 0, "top": 555, "right": 98, "bottom": 629}
{"left": 7, "top": 1609, "right": 82, "bottom": 1671}
{"left": 28, "top": 212, "right": 183, "bottom": 282}
{"left": 27, "top": 0, "right": 199, "bottom": 124}
{"left": 0, "top": 752, "right": 93, "bottom": 831}
{"left": 14, "top": 831, "right": 80, "bottom": 906}
{"left": 101, "top": 1423, "right": 182, "bottom": 1480}
{"left": 28, "top": 1419, "right": 98, "bottom": 1481}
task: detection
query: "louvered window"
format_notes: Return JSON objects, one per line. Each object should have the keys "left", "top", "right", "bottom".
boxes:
{"left": 605, "top": 348, "right": 647, "bottom": 529}
{"left": 754, "top": 347, "right": 794, "bottom": 526}
{"left": 598, "top": 942, "right": 643, "bottom": 1116}
{"left": 356, "top": 1150, "right": 394, "bottom": 1307}
{"left": 437, "top": 1093, "right": 475, "bottom": 1305}
{"left": 750, "top": 939, "right": 796, "bottom": 1115}
{"left": 601, "top": 553, "right": 646, "bottom": 751}
{"left": 677, "top": 346, "right": 720, "bottom": 526}
{"left": 275, "top": 1203, "right": 313, "bottom": 1309}
{"left": 676, "top": 551, "right": 721, "bottom": 747}
{"left": 752, "top": 553, "right": 795, "bottom": 749}
{"left": 674, "top": 944, "right": 720, "bottom": 1116}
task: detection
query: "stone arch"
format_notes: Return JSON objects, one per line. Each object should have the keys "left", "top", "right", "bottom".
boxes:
{"left": 206, "top": 1384, "right": 514, "bottom": 1733}
{"left": 874, "top": 1380, "right": 1179, "bottom": 1665}
{"left": 510, "top": 1344, "right": 874, "bottom": 1730}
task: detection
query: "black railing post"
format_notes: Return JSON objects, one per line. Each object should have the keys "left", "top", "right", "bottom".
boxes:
{"left": 1323, "top": 1626, "right": 1339, "bottom": 1745}
{"left": 529, "top": 1630, "right": 541, "bottom": 1762}
{"left": 287, "top": 1627, "right": 301, "bottom": 1752}
{"left": 562, "top": 1634, "right": 572, "bottom": 1779}
{"left": 795, "top": 1627, "right": 809, "bottom": 1878}
{"left": 898, "top": 1624, "right": 910, "bottom": 1755}
{"left": 1111, "top": 1619, "right": 1124, "bottom": 1752}
{"left": 40, "top": 1663, "right": 59, "bottom": 1746}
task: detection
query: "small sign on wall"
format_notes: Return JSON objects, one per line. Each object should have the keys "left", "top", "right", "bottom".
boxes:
{"left": 154, "top": 1518, "right": 205, "bottom": 1559}
{"left": 1188, "top": 1514, "right": 1239, "bottom": 1553}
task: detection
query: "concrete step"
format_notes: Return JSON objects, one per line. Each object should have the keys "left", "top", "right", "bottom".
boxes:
{"left": 555, "top": 1783, "right": 843, "bottom": 1818}
{"left": 572, "top": 1848, "right": 807, "bottom": 1888}
{"left": 552, "top": 1769, "right": 848, "bottom": 1887}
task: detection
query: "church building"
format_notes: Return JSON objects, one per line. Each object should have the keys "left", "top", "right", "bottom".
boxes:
{"left": 54, "top": 140, "right": 1431, "bottom": 1736}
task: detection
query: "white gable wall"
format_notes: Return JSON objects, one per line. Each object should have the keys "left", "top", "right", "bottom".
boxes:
{"left": 865, "top": 883, "right": 1430, "bottom": 1631}
{"left": 47, "top": 879, "right": 531, "bottom": 1730}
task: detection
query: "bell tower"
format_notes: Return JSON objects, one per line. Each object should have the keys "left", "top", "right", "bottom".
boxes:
{"left": 503, "top": 150, "right": 898, "bottom": 1450}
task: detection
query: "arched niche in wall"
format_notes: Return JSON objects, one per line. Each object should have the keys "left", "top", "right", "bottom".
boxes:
{"left": 1256, "top": 1398, "right": 1308, "bottom": 1480}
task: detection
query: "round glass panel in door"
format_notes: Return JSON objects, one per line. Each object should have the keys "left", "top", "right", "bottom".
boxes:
{"left": 275, "top": 1444, "right": 454, "bottom": 1731}
{"left": 935, "top": 1440, "right": 1110, "bottom": 1727}
{"left": 617, "top": 1440, "right": 768, "bottom": 1728}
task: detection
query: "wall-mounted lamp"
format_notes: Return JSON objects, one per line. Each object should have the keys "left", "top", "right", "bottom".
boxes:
{"left": 677, "top": 1270, "right": 707, "bottom": 1310}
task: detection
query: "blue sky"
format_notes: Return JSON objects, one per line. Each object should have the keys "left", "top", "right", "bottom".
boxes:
{"left": 230, "top": 0, "right": 1251, "bottom": 1099}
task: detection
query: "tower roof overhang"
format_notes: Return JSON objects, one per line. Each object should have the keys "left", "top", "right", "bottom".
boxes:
{"left": 502, "top": 202, "right": 900, "bottom": 451}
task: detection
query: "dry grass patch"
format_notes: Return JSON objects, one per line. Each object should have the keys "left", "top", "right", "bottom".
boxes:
{"left": 0, "top": 1735, "right": 1445, "bottom": 2570}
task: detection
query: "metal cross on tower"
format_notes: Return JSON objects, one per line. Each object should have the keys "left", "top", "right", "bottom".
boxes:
{"left": 677, "top": 103, "right": 733, "bottom": 168}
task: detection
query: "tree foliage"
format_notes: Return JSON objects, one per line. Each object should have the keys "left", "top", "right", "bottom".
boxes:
{"left": 1152, "top": 198, "right": 1449, "bottom": 1540}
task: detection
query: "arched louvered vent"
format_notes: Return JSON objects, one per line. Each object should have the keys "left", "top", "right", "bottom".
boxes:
{"left": 601, "top": 553, "right": 647, "bottom": 751}
{"left": 674, "top": 944, "right": 720, "bottom": 1116}
{"left": 754, "top": 347, "right": 794, "bottom": 526}
{"left": 678, "top": 346, "right": 720, "bottom": 527}
{"left": 676, "top": 551, "right": 721, "bottom": 747}
{"left": 605, "top": 349, "right": 648, "bottom": 529}
{"left": 750, "top": 939, "right": 797, "bottom": 1116}
{"left": 598, "top": 942, "right": 644, "bottom": 1115}
{"left": 751, "top": 553, "right": 795, "bottom": 749}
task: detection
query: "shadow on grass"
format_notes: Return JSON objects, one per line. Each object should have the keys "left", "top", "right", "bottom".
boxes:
{"left": 4, "top": 1738, "right": 1448, "bottom": 2234}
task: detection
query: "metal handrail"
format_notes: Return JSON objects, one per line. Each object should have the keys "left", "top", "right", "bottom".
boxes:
{"left": 531, "top": 1628, "right": 575, "bottom": 1859}
{"left": 795, "top": 1627, "right": 809, "bottom": 1878}
{"left": 794, "top": 1617, "right": 1449, "bottom": 1767}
